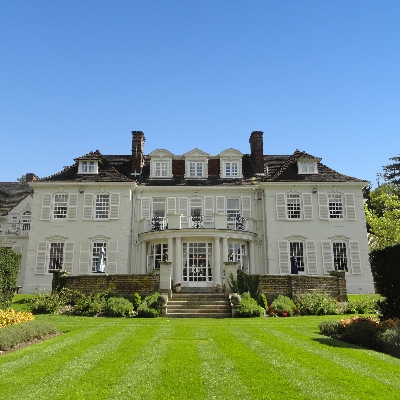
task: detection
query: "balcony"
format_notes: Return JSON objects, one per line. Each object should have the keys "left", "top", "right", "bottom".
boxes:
{"left": 141, "top": 213, "right": 253, "bottom": 234}
{"left": 0, "top": 223, "right": 30, "bottom": 236}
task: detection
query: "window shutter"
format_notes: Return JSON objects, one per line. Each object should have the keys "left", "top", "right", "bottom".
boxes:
{"left": 349, "top": 241, "right": 362, "bottom": 274}
{"left": 318, "top": 194, "right": 329, "bottom": 220}
{"left": 109, "top": 193, "right": 120, "bottom": 220}
{"left": 276, "top": 194, "right": 286, "bottom": 220}
{"left": 302, "top": 193, "right": 313, "bottom": 220}
{"left": 63, "top": 241, "right": 75, "bottom": 274}
{"left": 179, "top": 197, "right": 189, "bottom": 224}
{"left": 345, "top": 193, "right": 356, "bottom": 221}
{"left": 83, "top": 193, "right": 94, "bottom": 220}
{"left": 41, "top": 193, "right": 52, "bottom": 220}
{"left": 204, "top": 196, "right": 214, "bottom": 223}
{"left": 321, "top": 240, "right": 333, "bottom": 274}
{"left": 79, "top": 242, "right": 90, "bottom": 274}
{"left": 305, "top": 241, "right": 317, "bottom": 274}
{"left": 167, "top": 197, "right": 176, "bottom": 215}
{"left": 216, "top": 196, "right": 225, "bottom": 214}
{"left": 278, "top": 240, "right": 290, "bottom": 274}
{"left": 241, "top": 196, "right": 251, "bottom": 219}
{"left": 67, "top": 193, "right": 78, "bottom": 220}
{"left": 35, "top": 241, "right": 48, "bottom": 275}
{"left": 141, "top": 197, "right": 151, "bottom": 220}
{"left": 107, "top": 240, "right": 118, "bottom": 274}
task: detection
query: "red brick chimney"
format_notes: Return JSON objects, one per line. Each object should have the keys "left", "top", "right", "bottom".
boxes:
{"left": 131, "top": 131, "right": 146, "bottom": 177}
{"left": 249, "top": 131, "right": 264, "bottom": 175}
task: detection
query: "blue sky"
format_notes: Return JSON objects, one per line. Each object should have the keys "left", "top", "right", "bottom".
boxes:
{"left": 1, "top": 1, "right": 399, "bottom": 185}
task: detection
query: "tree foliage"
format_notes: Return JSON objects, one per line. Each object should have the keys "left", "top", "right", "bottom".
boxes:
{"left": 382, "top": 154, "right": 400, "bottom": 184}
{"left": 0, "top": 247, "right": 21, "bottom": 309}
{"left": 365, "top": 188, "right": 400, "bottom": 250}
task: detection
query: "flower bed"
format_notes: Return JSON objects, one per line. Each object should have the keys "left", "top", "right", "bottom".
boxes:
{"left": 0, "top": 309, "right": 35, "bottom": 328}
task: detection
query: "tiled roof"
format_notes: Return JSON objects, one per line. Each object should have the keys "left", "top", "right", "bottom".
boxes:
{"left": 0, "top": 182, "right": 33, "bottom": 216}
{"left": 35, "top": 149, "right": 365, "bottom": 185}
{"left": 39, "top": 152, "right": 133, "bottom": 183}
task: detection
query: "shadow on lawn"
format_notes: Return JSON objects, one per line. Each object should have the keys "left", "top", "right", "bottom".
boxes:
{"left": 312, "top": 337, "right": 363, "bottom": 350}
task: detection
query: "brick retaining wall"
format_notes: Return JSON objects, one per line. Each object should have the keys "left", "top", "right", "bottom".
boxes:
{"left": 53, "top": 274, "right": 160, "bottom": 297}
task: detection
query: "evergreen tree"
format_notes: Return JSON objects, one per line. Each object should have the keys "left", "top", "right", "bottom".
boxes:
{"left": 382, "top": 154, "right": 400, "bottom": 184}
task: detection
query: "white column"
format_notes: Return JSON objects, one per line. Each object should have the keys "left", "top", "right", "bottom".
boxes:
{"left": 175, "top": 237, "right": 182, "bottom": 284}
{"left": 249, "top": 240, "right": 256, "bottom": 274}
{"left": 214, "top": 237, "right": 221, "bottom": 284}
{"left": 140, "top": 241, "right": 147, "bottom": 274}
{"left": 222, "top": 237, "right": 228, "bottom": 263}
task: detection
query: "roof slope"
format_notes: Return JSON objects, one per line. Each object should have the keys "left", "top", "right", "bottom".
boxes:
{"left": 0, "top": 182, "right": 33, "bottom": 216}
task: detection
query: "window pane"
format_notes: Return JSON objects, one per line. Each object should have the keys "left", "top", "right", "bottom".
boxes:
{"left": 92, "top": 242, "right": 107, "bottom": 272}
{"left": 95, "top": 194, "right": 109, "bottom": 219}
{"left": 53, "top": 194, "right": 68, "bottom": 219}
{"left": 287, "top": 194, "right": 301, "bottom": 219}
{"left": 289, "top": 242, "right": 304, "bottom": 271}
{"left": 49, "top": 242, "right": 64, "bottom": 271}
{"left": 329, "top": 194, "right": 343, "bottom": 218}
{"left": 333, "top": 242, "right": 348, "bottom": 271}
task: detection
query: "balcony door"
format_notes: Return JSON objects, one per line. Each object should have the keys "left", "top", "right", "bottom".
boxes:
{"left": 182, "top": 243, "right": 212, "bottom": 286}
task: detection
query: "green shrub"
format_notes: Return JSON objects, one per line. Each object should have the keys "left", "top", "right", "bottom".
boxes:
{"left": 318, "top": 320, "right": 344, "bottom": 338}
{"left": 271, "top": 295, "right": 296, "bottom": 317}
{"left": 0, "top": 247, "right": 21, "bottom": 309}
{"left": 234, "top": 292, "right": 265, "bottom": 318}
{"left": 380, "top": 327, "right": 400, "bottom": 358}
{"left": 344, "top": 295, "right": 380, "bottom": 314}
{"left": 258, "top": 293, "right": 268, "bottom": 309}
{"left": 0, "top": 320, "right": 57, "bottom": 351}
{"left": 137, "top": 292, "right": 160, "bottom": 318}
{"left": 341, "top": 317, "right": 382, "bottom": 351}
{"left": 70, "top": 291, "right": 108, "bottom": 316}
{"left": 294, "top": 292, "right": 339, "bottom": 316}
{"left": 132, "top": 293, "right": 142, "bottom": 310}
{"left": 27, "top": 289, "right": 69, "bottom": 314}
{"left": 104, "top": 297, "right": 133, "bottom": 317}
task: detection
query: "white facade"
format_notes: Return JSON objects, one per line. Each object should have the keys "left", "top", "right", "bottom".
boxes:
{"left": 13, "top": 131, "right": 374, "bottom": 294}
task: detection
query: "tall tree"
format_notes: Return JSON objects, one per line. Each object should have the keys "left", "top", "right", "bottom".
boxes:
{"left": 382, "top": 154, "right": 400, "bottom": 184}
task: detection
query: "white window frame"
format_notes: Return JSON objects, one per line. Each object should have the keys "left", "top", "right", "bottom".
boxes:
{"left": 95, "top": 194, "right": 110, "bottom": 219}
{"left": 225, "top": 161, "right": 239, "bottom": 177}
{"left": 289, "top": 242, "right": 305, "bottom": 272}
{"left": 53, "top": 194, "right": 68, "bottom": 219}
{"left": 91, "top": 242, "right": 107, "bottom": 273}
{"left": 328, "top": 193, "right": 343, "bottom": 219}
{"left": 79, "top": 161, "right": 98, "bottom": 174}
{"left": 287, "top": 194, "right": 301, "bottom": 219}
{"left": 48, "top": 242, "right": 64, "bottom": 271}
{"left": 298, "top": 161, "right": 317, "bottom": 174}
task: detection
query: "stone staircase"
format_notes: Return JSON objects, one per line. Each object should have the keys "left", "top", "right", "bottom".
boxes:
{"left": 166, "top": 290, "right": 232, "bottom": 318}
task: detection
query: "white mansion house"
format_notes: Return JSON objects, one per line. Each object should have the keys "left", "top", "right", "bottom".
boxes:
{"left": 11, "top": 131, "right": 374, "bottom": 294}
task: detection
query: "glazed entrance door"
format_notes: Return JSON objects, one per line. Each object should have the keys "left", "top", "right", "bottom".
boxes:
{"left": 182, "top": 243, "right": 213, "bottom": 286}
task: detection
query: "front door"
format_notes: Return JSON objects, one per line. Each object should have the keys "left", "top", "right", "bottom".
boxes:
{"left": 182, "top": 243, "right": 213, "bottom": 287}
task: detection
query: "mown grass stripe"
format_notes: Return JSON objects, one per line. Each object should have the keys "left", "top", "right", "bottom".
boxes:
{"left": 0, "top": 325, "right": 101, "bottom": 375}
{"left": 259, "top": 324, "right": 400, "bottom": 393}
{"left": 199, "top": 322, "right": 306, "bottom": 400}
{"left": 235, "top": 323, "right": 399, "bottom": 400}
{"left": 193, "top": 324, "right": 253, "bottom": 400}
{"left": 5, "top": 325, "right": 138, "bottom": 400}
{"left": 105, "top": 323, "right": 173, "bottom": 400}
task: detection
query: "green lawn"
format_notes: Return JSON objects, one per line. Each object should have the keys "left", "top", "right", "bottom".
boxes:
{"left": 1, "top": 313, "right": 400, "bottom": 400}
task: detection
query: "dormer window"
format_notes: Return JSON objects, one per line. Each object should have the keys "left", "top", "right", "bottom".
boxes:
{"left": 298, "top": 161, "right": 317, "bottom": 174}
{"left": 219, "top": 149, "right": 243, "bottom": 179}
{"left": 149, "top": 149, "right": 173, "bottom": 179}
{"left": 79, "top": 161, "right": 98, "bottom": 174}
{"left": 184, "top": 149, "right": 209, "bottom": 179}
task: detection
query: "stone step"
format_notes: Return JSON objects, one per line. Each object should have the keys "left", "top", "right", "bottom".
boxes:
{"left": 165, "top": 291, "right": 232, "bottom": 318}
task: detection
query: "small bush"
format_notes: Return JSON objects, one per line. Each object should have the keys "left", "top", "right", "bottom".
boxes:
{"left": 294, "top": 292, "right": 339, "bottom": 316}
{"left": 104, "top": 297, "right": 133, "bottom": 317}
{"left": 70, "top": 291, "right": 108, "bottom": 317}
{"left": 258, "top": 293, "right": 268, "bottom": 309}
{"left": 132, "top": 293, "right": 142, "bottom": 310}
{"left": 341, "top": 317, "right": 381, "bottom": 350}
{"left": 380, "top": 327, "right": 400, "bottom": 358}
{"left": 345, "top": 295, "right": 380, "bottom": 314}
{"left": 137, "top": 292, "right": 160, "bottom": 318}
{"left": 234, "top": 292, "right": 265, "bottom": 318}
{"left": 27, "top": 289, "right": 69, "bottom": 314}
{"left": 0, "top": 320, "right": 57, "bottom": 351}
{"left": 318, "top": 320, "right": 344, "bottom": 338}
{"left": 271, "top": 295, "right": 296, "bottom": 317}
{"left": 0, "top": 247, "right": 21, "bottom": 309}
